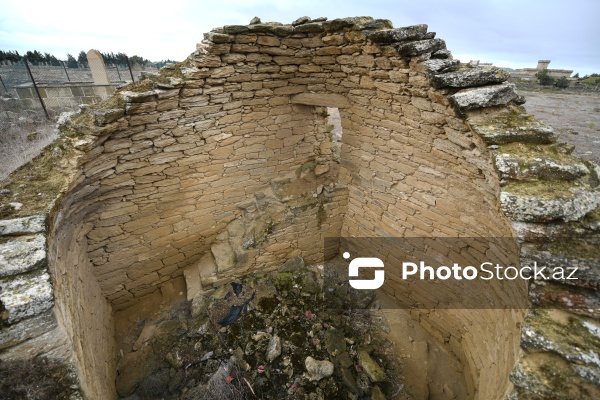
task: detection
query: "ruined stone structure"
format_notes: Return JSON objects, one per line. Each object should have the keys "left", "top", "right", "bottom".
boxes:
{"left": 511, "top": 59, "right": 574, "bottom": 80}
{"left": 1, "top": 16, "right": 598, "bottom": 399}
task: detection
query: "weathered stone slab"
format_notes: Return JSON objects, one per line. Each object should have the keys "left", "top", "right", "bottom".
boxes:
{"left": 0, "top": 214, "right": 46, "bottom": 236}
{"left": 471, "top": 118, "right": 557, "bottom": 145}
{"left": 322, "top": 17, "right": 373, "bottom": 32}
{"left": 419, "top": 59, "right": 460, "bottom": 74}
{"left": 293, "top": 22, "right": 325, "bottom": 33}
{"left": 431, "top": 66, "right": 509, "bottom": 88}
{"left": 396, "top": 38, "right": 445, "bottom": 56}
{"left": 291, "top": 93, "right": 351, "bottom": 108}
{"left": 93, "top": 108, "right": 124, "bottom": 126}
{"left": 494, "top": 152, "right": 589, "bottom": 181}
{"left": 358, "top": 350, "right": 386, "bottom": 382}
{"left": 0, "top": 310, "right": 56, "bottom": 350}
{"left": 183, "top": 265, "right": 201, "bottom": 301}
{"left": 355, "top": 19, "right": 393, "bottom": 31}
{"left": 501, "top": 189, "right": 600, "bottom": 222}
{"left": 222, "top": 25, "right": 249, "bottom": 34}
{"left": 0, "top": 269, "right": 54, "bottom": 324}
{"left": 521, "top": 243, "right": 600, "bottom": 289}
{"left": 211, "top": 242, "right": 236, "bottom": 271}
{"left": 450, "top": 83, "right": 521, "bottom": 111}
{"left": 292, "top": 16, "right": 311, "bottom": 26}
{"left": 0, "top": 234, "right": 47, "bottom": 278}
{"left": 511, "top": 310, "right": 600, "bottom": 397}
{"left": 203, "top": 32, "right": 233, "bottom": 44}
{"left": 365, "top": 24, "right": 428, "bottom": 43}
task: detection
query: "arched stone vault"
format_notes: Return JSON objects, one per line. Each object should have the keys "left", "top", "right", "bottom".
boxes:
{"left": 1, "top": 16, "right": 598, "bottom": 400}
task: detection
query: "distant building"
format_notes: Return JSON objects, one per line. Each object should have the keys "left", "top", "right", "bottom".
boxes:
{"left": 511, "top": 60, "right": 573, "bottom": 80}
{"left": 468, "top": 60, "right": 494, "bottom": 67}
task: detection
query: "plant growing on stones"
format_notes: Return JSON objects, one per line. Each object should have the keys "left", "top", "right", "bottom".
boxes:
{"left": 535, "top": 69, "right": 555, "bottom": 86}
{"left": 554, "top": 76, "right": 570, "bottom": 88}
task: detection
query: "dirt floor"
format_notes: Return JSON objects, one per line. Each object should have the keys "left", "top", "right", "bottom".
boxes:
{"left": 519, "top": 90, "right": 600, "bottom": 165}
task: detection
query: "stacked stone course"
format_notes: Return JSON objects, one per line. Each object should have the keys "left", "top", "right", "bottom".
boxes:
{"left": 1, "top": 15, "right": 598, "bottom": 400}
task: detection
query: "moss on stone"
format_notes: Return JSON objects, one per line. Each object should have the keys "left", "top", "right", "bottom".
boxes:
{"left": 503, "top": 180, "right": 576, "bottom": 198}
{"left": 527, "top": 309, "right": 600, "bottom": 354}
{"left": 544, "top": 237, "right": 600, "bottom": 259}
{"left": 489, "top": 106, "right": 536, "bottom": 129}
{"left": 498, "top": 143, "right": 581, "bottom": 166}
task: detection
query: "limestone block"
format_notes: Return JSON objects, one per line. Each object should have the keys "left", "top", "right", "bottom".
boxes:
{"left": 322, "top": 17, "right": 373, "bottom": 32}
{"left": 292, "top": 16, "right": 311, "bottom": 26}
{"left": 358, "top": 350, "right": 386, "bottom": 382}
{"left": 501, "top": 189, "right": 600, "bottom": 223}
{"left": 0, "top": 269, "right": 54, "bottom": 324}
{"left": 290, "top": 93, "right": 351, "bottom": 108}
{"left": 257, "top": 36, "right": 281, "bottom": 46}
{"left": 0, "top": 310, "right": 56, "bottom": 350}
{"left": 431, "top": 66, "right": 510, "bottom": 89}
{"left": 0, "top": 215, "right": 46, "bottom": 237}
{"left": 397, "top": 37, "right": 445, "bottom": 56}
{"left": 355, "top": 19, "right": 394, "bottom": 31}
{"left": 183, "top": 265, "right": 202, "bottom": 301}
{"left": 206, "top": 43, "right": 231, "bottom": 55}
{"left": 93, "top": 108, "right": 124, "bottom": 126}
{"left": 195, "top": 54, "right": 222, "bottom": 67}
{"left": 419, "top": 58, "right": 461, "bottom": 74}
{"left": 322, "top": 35, "right": 346, "bottom": 46}
{"left": 305, "top": 356, "right": 334, "bottom": 381}
{"left": 0, "top": 234, "right": 47, "bottom": 278}
{"left": 450, "top": 83, "right": 521, "bottom": 111}
{"left": 198, "top": 251, "right": 217, "bottom": 282}
{"left": 494, "top": 152, "right": 589, "bottom": 181}
{"left": 203, "top": 32, "right": 233, "bottom": 44}
{"left": 365, "top": 24, "right": 428, "bottom": 43}
{"left": 471, "top": 118, "right": 557, "bottom": 145}
{"left": 294, "top": 22, "right": 325, "bottom": 33}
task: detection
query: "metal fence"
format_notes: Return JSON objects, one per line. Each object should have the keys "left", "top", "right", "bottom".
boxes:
{"left": 0, "top": 56, "right": 158, "bottom": 122}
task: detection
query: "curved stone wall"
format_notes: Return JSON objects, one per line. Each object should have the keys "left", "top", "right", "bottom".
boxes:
{"left": 2, "top": 16, "right": 597, "bottom": 400}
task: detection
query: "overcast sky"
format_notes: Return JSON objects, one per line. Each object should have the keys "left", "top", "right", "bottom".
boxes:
{"left": 0, "top": 0, "right": 598, "bottom": 75}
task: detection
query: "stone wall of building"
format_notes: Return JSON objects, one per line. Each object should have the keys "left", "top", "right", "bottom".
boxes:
{"left": 1, "top": 16, "right": 598, "bottom": 400}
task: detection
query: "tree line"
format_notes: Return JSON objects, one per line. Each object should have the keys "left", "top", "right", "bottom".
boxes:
{"left": 0, "top": 49, "right": 176, "bottom": 69}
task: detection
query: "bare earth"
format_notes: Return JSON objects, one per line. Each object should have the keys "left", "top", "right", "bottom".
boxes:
{"left": 520, "top": 90, "right": 600, "bottom": 165}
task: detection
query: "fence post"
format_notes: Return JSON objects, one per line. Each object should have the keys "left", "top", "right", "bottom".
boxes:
{"left": 126, "top": 56, "right": 135, "bottom": 82}
{"left": 0, "top": 75, "right": 7, "bottom": 94}
{"left": 24, "top": 58, "right": 49, "bottom": 120}
{"left": 61, "top": 61, "right": 71, "bottom": 83}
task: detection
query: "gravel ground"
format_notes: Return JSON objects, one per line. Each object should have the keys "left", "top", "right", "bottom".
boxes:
{"left": 520, "top": 90, "right": 600, "bottom": 165}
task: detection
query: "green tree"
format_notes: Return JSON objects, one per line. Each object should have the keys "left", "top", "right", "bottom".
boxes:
{"left": 77, "top": 51, "right": 88, "bottom": 67}
{"left": 66, "top": 53, "right": 78, "bottom": 68}
{"left": 156, "top": 59, "right": 178, "bottom": 69}
{"left": 554, "top": 76, "right": 570, "bottom": 88}
{"left": 535, "top": 69, "right": 555, "bottom": 86}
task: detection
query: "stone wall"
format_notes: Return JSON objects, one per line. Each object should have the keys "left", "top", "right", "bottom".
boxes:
{"left": 1, "top": 16, "right": 598, "bottom": 400}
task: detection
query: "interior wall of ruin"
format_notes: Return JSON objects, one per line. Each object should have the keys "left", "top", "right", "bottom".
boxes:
{"left": 49, "top": 180, "right": 116, "bottom": 399}
{"left": 336, "top": 57, "right": 523, "bottom": 397}
{"left": 1, "top": 17, "right": 536, "bottom": 399}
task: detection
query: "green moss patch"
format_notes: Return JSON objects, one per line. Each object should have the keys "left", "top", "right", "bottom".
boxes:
{"left": 503, "top": 180, "right": 576, "bottom": 199}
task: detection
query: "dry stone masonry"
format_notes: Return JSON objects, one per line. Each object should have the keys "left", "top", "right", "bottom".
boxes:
{"left": 0, "top": 16, "right": 598, "bottom": 399}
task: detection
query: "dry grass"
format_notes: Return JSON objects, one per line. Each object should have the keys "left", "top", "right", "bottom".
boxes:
{"left": 0, "top": 357, "right": 79, "bottom": 399}
{"left": 0, "top": 120, "right": 58, "bottom": 183}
